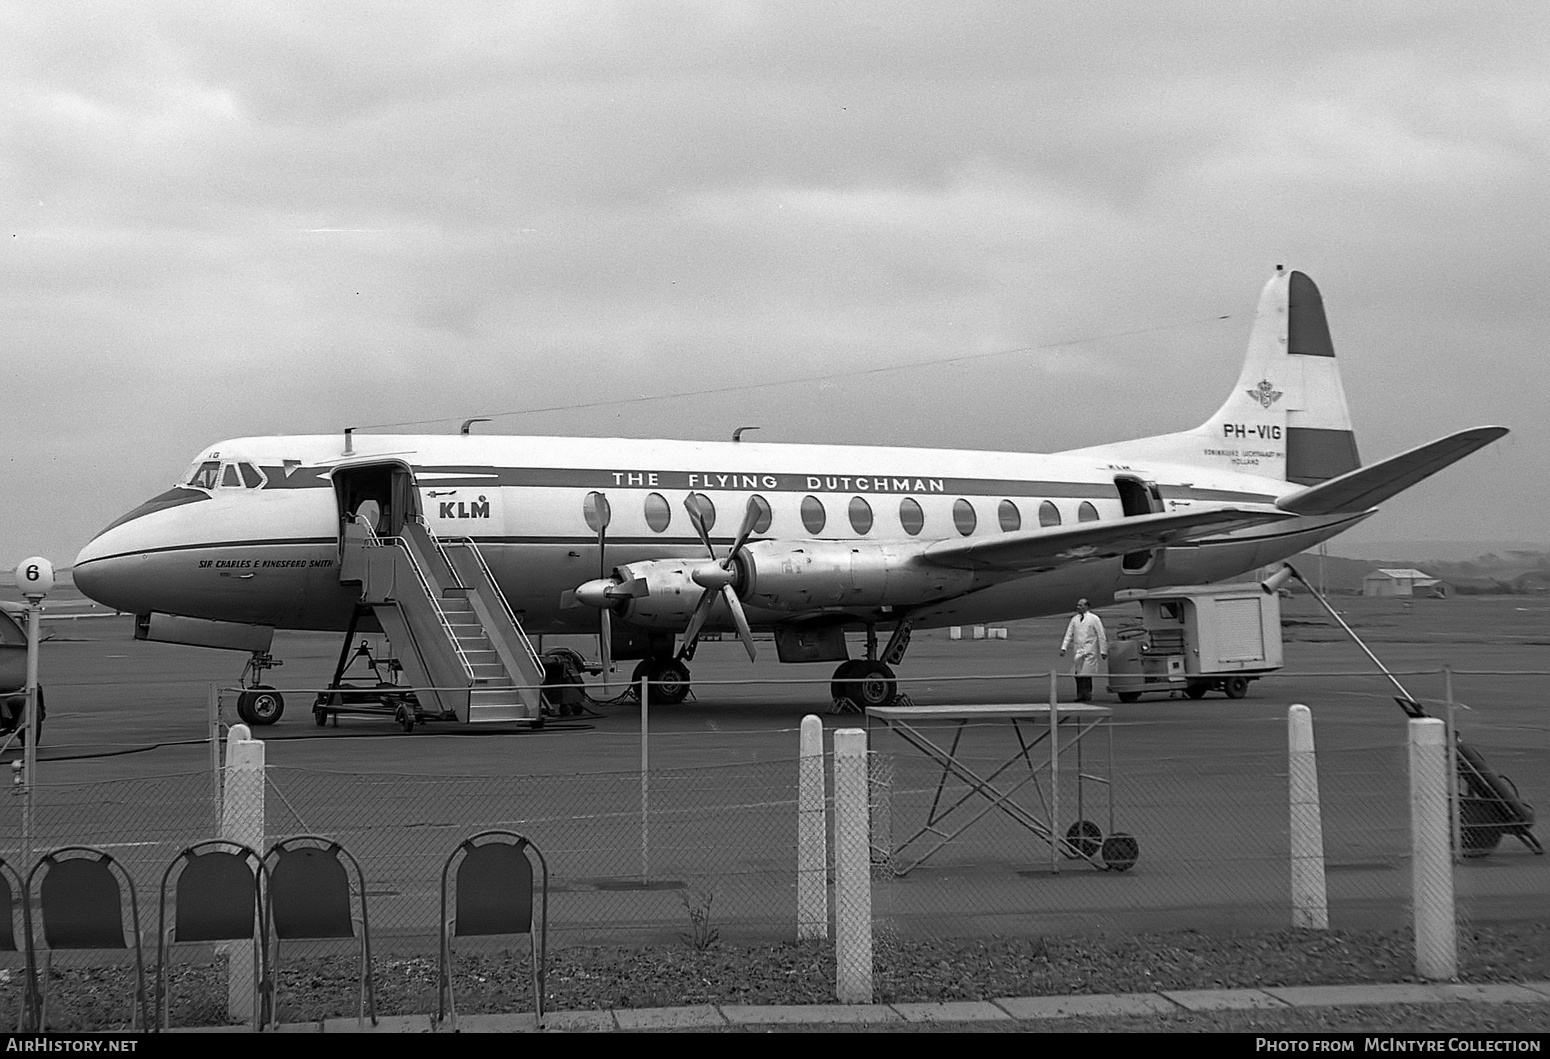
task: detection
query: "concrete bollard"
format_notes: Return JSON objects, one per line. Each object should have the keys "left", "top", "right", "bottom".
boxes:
{"left": 220, "top": 723, "right": 265, "bottom": 1020}
{"left": 797, "top": 715, "right": 828, "bottom": 940}
{"left": 1409, "top": 718, "right": 1457, "bottom": 979}
{"left": 1287, "top": 705, "right": 1328, "bottom": 929}
{"left": 832, "top": 728, "right": 872, "bottom": 1003}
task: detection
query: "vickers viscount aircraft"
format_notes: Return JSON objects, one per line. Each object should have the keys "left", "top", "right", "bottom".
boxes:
{"left": 72, "top": 267, "right": 1506, "bottom": 727}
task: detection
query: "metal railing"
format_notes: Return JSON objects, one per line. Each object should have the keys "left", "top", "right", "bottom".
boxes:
{"left": 439, "top": 534, "right": 545, "bottom": 673}
{"left": 367, "top": 534, "right": 478, "bottom": 682}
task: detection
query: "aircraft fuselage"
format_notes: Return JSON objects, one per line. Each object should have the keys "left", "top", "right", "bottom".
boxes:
{"left": 72, "top": 432, "right": 1366, "bottom": 643}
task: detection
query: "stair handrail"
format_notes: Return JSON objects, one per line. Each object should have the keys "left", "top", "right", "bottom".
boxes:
{"left": 369, "top": 533, "right": 478, "bottom": 681}
{"left": 438, "top": 533, "right": 545, "bottom": 671}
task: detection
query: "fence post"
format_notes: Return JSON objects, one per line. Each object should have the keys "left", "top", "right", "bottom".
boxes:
{"left": 640, "top": 676, "right": 650, "bottom": 883}
{"left": 220, "top": 722, "right": 265, "bottom": 1021}
{"left": 1409, "top": 717, "right": 1457, "bottom": 979}
{"left": 1049, "top": 670, "right": 1060, "bottom": 874}
{"left": 797, "top": 715, "right": 828, "bottom": 940}
{"left": 1287, "top": 705, "right": 1328, "bottom": 929}
{"left": 209, "top": 684, "right": 222, "bottom": 832}
{"left": 833, "top": 728, "right": 872, "bottom": 1003}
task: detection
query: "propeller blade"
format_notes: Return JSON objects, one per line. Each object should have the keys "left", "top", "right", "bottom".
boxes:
{"left": 683, "top": 495, "right": 716, "bottom": 556}
{"left": 599, "top": 610, "right": 613, "bottom": 692}
{"left": 722, "top": 584, "right": 756, "bottom": 661}
{"left": 726, "top": 495, "right": 766, "bottom": 563}
{"left": 596, "top": 516, "right": 610, "bottom": 687}
{"left": 680, "top": 585, "right": 718, "bottom": 646}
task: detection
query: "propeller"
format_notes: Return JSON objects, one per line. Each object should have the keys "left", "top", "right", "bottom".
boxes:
{"left": 582, "top": 491, "right": 613, "bottom": 689}
{"left": 680, "top": 494, "right": 766, "bottom": 661}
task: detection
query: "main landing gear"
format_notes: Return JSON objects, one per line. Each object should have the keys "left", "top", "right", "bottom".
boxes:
{"left": 631, "top": 657, "right": 691, "bottom": 705}
{"left": 831, "top": 660, "right": 898, "bottom": 709}
{"left": 236, "top": 650, "right": 285, "bottom": 726}
{"left": 831, "top": 620, "right": 912, "bottom": 710}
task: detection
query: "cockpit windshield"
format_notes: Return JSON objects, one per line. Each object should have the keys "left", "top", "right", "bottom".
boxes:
{"left": 186, "top": 460, "right": 222, "bottom": 490}
{"left": 184, "top": 459, "right": 266, "bottom": 490}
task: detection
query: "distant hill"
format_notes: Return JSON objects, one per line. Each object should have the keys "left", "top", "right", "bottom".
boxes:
{"left": 1294, "top": 548, "right": 1550, "bottom": 595}
{"left": 1330, "top": 541, "right": 1548, "bottom": 562}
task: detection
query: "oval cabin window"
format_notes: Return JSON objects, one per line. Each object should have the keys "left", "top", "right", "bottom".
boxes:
{"left": 998, "top": 499, "right": 1021, "bottom": 532}
{"left": 686, "top": 492, "right": 716, "bottom": 532}
{"left": 748, "top": 494, "right": 773, "bottom": 534}
{"left": 1039, "top": 501, "right": 1061, "bottom": 527}
{"left": 1078, "top": 501, "right": 1099, "bottom": 523}
{"left": 953, "top": 498, "right": 977, "bottom": 536}
{"left": 583, "top": 491, "right": 611, "bottom": 533}
{"left": 898, "top": 497, "right": 924, "bottom": 536}
{"left": 848, "top": 496, "right": 873, "bottom": 535}
{"left": 800, "top": 495, "right": 827, "bottom": 534}
{"left": 644, "top": 492, "right": 671, "bottom": 533}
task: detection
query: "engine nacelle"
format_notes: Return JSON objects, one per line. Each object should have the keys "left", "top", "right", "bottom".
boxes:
{"left": 608, "top": 558, "right": 711, "bottom": 629}
{"left": 738, "top": 540, "right": 975, "bottom": 612}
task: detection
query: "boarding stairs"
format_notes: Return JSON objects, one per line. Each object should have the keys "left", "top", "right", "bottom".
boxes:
{"left": 338, "top": 517, "right": 545, "bottom": 726}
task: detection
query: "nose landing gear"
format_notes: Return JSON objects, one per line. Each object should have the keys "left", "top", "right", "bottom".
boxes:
{"left": 236, "top": 651, "right": 285, "bottom": 726}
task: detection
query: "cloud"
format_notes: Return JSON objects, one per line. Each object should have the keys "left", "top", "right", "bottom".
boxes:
{"left": 2, "top": 1, "right": 1546, "bottom": 562}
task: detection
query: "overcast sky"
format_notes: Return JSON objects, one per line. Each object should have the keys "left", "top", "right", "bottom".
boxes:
{"left": 4, "top": 1, "right": 1546, "bottom": 570}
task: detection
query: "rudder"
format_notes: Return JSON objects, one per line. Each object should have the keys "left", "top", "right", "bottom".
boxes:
{"left": 1192, "top": 267, "right": 1361, "bottom": 483}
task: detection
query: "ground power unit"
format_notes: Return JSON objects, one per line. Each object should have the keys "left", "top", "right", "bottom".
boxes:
{"left": 1106, "top": 584, "right": 1283, "bottom": 702}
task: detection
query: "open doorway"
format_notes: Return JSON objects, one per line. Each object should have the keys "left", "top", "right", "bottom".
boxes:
{"left": 1114, "top": 474, "right": 1164, "bottom": 574}
{"left": 332, "top": 462, "right": 420, "bottom": 540}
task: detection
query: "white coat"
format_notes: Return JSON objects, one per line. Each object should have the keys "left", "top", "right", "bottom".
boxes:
{"left": 1060, "top": 612, "right": 1108, "bottom": 676}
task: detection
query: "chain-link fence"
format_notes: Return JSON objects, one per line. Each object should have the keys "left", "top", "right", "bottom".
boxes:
{"left": 0, "top": 665, "right": 1543, "bottom": 1023}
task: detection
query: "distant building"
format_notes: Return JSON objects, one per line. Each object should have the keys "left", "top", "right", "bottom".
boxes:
{"left": 1362, "top": 568, "right": 1447, "bottom": 598}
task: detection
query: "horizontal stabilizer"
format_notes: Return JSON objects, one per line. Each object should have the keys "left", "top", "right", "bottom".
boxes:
{"left": 920, "top": 505, "right": 1293, "bottom": 573}
{"left": 1276, "top": 427, "right": 1508, "bottom": 516}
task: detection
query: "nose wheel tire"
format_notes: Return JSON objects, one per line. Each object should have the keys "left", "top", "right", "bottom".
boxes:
{"left": 236, "top": 686, "right": 285, "bottom": 726}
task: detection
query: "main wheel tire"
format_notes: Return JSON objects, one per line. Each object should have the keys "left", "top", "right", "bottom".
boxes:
{"left": 830, "top": 659, "right": 866, "bottom": 703}
{"left": 649, "top": 659, "right": 691, "bottom": 705}
{"left": 1064, "top": 819, "right": 1103, "bottom": 859}
{"left": 851, "top": 662, "right": 898, "bottom": 709}
{"left": 1223, "top": 676, "right": 1250, "bottom": 700}
{"left": 237, "top": 686, "right": 285, "bottom": 726}
{"left": 1101, "top": 832, "right": 1140, "bottom": 872}
{"left": 1185, "top": 683, "right": 1210, "bottom": 699}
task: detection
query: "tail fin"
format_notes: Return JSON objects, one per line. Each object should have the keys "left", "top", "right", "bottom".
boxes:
{"left": 1194, "top": 266, "right": 1360, "bottom": 484}
{"left": 1068, "top": 267, "right": 1361, "bottom": 483}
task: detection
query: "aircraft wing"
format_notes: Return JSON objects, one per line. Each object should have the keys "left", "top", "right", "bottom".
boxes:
{"left": 918, "top": 505, "right": 1294, "bottom": 573}
{"left": 1276, "top": 426, "right": 1509, "bottom": 516}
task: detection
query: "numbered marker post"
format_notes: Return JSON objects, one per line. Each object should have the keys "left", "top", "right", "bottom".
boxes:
{"left": 13, "top": 556, "right": 52, "bottom": 860}
{"left": 16, "top": 557, "right": 54, "bottom": 600}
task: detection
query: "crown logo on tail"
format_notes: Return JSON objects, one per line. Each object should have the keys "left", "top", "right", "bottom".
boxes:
{"left": 1247, "top": 379, "right": 1283, "bottom": 409}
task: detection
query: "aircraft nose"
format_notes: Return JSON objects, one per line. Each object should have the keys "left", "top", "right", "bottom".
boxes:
{"left": 72, "top": 486, "right": 213, "bottom": 613}
{"left": 73, "top": 528, "right": 140, "bottom": 613}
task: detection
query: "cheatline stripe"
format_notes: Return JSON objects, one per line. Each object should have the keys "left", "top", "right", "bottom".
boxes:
{"left": 73, "top": 515, "right": 1358, "bottom": 567}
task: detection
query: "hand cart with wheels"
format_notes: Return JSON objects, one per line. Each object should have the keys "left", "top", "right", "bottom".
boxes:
{"left": 312, "top": 637, "right": 438, "bottom": 732}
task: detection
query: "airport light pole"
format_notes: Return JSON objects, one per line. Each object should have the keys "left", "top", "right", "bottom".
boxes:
{"left": 14, "top": 556, "right": 54, "bottom": 862}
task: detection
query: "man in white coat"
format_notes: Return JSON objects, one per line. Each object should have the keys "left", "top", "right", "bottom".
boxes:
{"left": 1059, "top": 598, "right": 1107, "bottom": 702}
